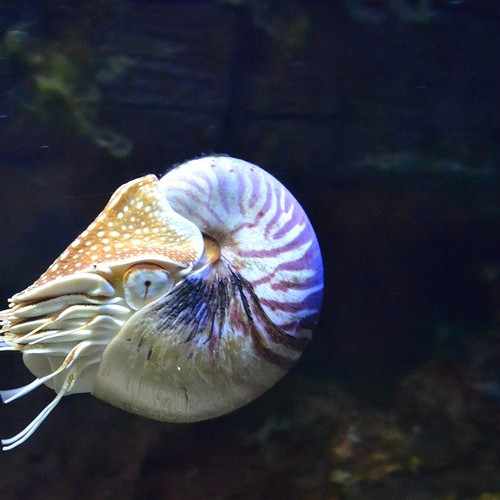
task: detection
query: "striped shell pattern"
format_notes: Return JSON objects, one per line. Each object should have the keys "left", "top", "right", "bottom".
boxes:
{"left": 0, "top": 156, "right": 323, "bottom": 450}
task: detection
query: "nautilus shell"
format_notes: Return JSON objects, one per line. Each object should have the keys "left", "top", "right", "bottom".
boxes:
{"left": 0, "top": 156, "right": 323, "bottom": 450}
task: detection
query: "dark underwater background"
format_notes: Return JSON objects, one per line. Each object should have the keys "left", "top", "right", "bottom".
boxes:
{"left": 0, "top": 1, "right": 499, "bottom": 499}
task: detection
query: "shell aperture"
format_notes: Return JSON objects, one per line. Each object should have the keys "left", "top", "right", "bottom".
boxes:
{"left": 0, "top": 156, "right": 323, "bottom": 450}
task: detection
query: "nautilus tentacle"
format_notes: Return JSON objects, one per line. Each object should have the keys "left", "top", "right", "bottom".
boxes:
{"left": 0, "top": 156, "right": 323, "bottom": 450}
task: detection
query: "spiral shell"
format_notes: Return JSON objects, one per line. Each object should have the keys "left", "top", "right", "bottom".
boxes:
{"left": 0, "top": 156, "right": 323, "bottom": 450}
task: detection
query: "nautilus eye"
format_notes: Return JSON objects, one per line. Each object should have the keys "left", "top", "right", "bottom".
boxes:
{"left": 0, "top": 155, "right": 323, "bottom": 450}
{"left": 123, "top": 264, "right": 172, "bottom": 310}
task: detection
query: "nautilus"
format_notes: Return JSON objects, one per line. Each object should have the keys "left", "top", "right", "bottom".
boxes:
{"left": 0, "top": 156, "right": 323, "bottom": 450}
